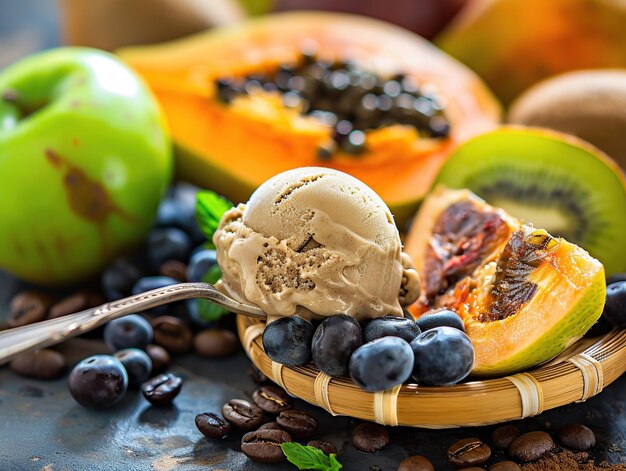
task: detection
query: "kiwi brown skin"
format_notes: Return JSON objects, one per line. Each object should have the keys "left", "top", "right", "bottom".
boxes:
{"left": 508, "top": 70, "right": 626, "bottom": 171}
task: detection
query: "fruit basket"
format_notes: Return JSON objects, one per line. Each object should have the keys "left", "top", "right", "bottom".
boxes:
{"left": 237, "top": 315, "right": 626, "bottom": 428}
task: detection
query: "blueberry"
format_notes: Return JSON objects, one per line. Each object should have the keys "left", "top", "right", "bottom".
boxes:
{"left": 604, "top": 281, "right": 626, "bottom": 328}
{"left": 263, "top": 316, "right": 315, "bottom": 366}
{"left": 349, "top": 337, "right": 414, "bottom": 391}
{"left": 104, "top": 314, "right": 153, "bottom": 351}
{"left": 415, "top": 309, "right": 465, "bottom": 332}
{"left": 364, "top": 315, "right": 421, "bottom": 343}
{"left": 607, "top": 273, "right": 626, "bottom": 286}
{"left": 146, "top": 227, "right": 192, "bottom": 271}
{"left": 101, "top": 257, "right": 144, "bottom": 301}
{"left": 132, "top": 276, "right": 178, "bottom": 315}
{"left": 312, "top": 315, "right": 363, "bottom": 377}
{"left": 68, "top": 355, "right": 128, "bottom": 408}
{"left": 187, "top": 249, "right": 218, "bottom": 283}
{"left": 156, "top": 183, "right": 205, "bottom": 244}
{"left": 113, "top": 348, "right": 152, "bottom": 387}
{"left": 410, "top": 327, "right": 474, "bottom": 386}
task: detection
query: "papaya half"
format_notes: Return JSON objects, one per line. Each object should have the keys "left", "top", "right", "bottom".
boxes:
{"left": 405, "top": 187, "right": 605, "bottom": 376}
{"left": 118, "top": 12, "right": 501, "bottom": 225}
{"left": 437, "top": 0, "right": 626, "bottom": 104}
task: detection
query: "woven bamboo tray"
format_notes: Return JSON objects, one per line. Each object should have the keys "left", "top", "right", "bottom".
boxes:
{"left": 237, "top": 315, "right": 626, "bottom": 428}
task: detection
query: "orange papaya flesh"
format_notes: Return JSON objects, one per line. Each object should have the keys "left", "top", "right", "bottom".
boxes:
{"left": 118, "top": 12, "right": 501, "bottom": 224}
{"left": 406, "top": 187, "right": 605, "bottom": 376}
{"left": 437, "top": 0, "right": 626, "bottom": 104}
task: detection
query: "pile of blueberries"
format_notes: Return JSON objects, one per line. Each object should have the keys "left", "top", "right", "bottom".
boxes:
{"left": 64, "top": 182, "right": 227, "bottom": 409}
{"left": 214, "top": 50, "right": 451, "bottom": 157}
{"left": 263, "top": 308, "right": 475, "bottom": 392}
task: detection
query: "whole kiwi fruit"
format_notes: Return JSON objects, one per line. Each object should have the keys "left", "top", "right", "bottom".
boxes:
{"left": 508, "top": 69, "right": 626, "bottom": 171}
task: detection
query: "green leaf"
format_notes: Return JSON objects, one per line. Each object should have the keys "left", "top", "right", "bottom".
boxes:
{"left": 196, "top": 264, "right": 228, "bottom": 321}
{"left": 196, "top": 191, "right": 233, "bottom": 242}
{"left": 280, "top": 443, "right": 342, "bottom": 471}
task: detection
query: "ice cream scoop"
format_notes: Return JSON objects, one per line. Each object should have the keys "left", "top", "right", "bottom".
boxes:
{"left": 214, "top": 167, "right": 419, "bottom": 320}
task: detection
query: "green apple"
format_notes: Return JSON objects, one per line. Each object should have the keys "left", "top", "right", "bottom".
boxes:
{"left": 0, "top": 48, "right": 172, "bottom": 285}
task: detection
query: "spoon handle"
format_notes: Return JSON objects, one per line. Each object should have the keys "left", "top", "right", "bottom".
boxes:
{"left": 0, "top": 282, "right": 265, "bottom": 364}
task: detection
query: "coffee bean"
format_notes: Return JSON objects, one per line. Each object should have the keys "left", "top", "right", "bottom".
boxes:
{"left": 248, "top": 363, "right": 270, "bottom": 385}
{"left": 259, "top": 422, "right": 283, "bottom": 431}
{"left": 146, "top": 344, "right": 170, "bottom": 375}
{"left": 448, "top": 437, "right": 491, "bottom": 467}
{"left": 557, "top": 424, "right": 596, "bottom": 451}
{"left": 352, "top": 422, "right": 390, "bottom": 453}
{"left": 8, "top": 291, "right": 52, "bottom": 327}
{"left": 159, "top": 260, "right": 187, "bottom": 282}
{"left": 193, "top": 329, "right": 239, "bottom": 358}
{"left": 141, "top": 373, "right": 183, "bottom": 406}
{"left": 493, "top": 424, "right": 521, "bottom": 449}
{"left": 252, "top": 385, "right": 293, "bottom": 415}
{"left": 241, "top": 429, "right": 292, "bottom": 464}
{"left": 195, "top": 412, "right": 231, "bottom": 439}
{"left": 276, "top": 409, "right": 318, "bottom": 439}
{"left": 397, "top": 455, "right": 435, "bottom": 471}
{"left": 308, "top": 440, "right": 337, "bottom": 455}
{"left": 489, "top": 461, "right": 522, "bottom": 471}
{"left": 151, "top": 316, "right": 192, "bottom": 353}
{"left": 222, "top": 399, "right": 264, "bottom": 431}
{"left": 459, "top": 468, "right": 486, "bottom": 471}
{"left": 508, "top": 431, "right": 554, "bottom": 462}
{"left": 9, "top": 349, "right": 65, "bottom": 379}
{"left": 48, "top": 290, "right": 104, "bottom": 319}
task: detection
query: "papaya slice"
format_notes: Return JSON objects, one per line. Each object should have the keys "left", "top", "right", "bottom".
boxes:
{"left": 406, "top": 187, "right": 605, "bottom": 376}
{"left": 118, "top": 12, "right": 501, "bottom": 225}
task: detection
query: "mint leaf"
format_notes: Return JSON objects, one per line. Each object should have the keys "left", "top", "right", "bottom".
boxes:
{"left": 195, "top": 263, "right": 229, "bottom": 321}
{"left": 280, "top": 443, "right": 342, "bottom": 471}
{"left": 196, "top": 191, "right": 233, "bottom": 242}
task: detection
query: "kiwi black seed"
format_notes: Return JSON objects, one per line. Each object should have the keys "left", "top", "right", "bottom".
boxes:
{"left": 434, "top": 128, "right": 626, "bottom": 276}
{"left": 212, "top": 51, "right": 450, "bottom": 159}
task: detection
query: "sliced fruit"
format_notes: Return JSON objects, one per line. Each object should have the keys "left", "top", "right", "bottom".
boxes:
{"left": 405, "top": 187, "right": 605, "bottom": 376}
{"left": 118, "top": 11, "right": 501, "bottom": 225}
{"left": 433, "top": 127, "right": 626, "bottom": 276}
{"left": 437, "top": 0, "right": 626, "bottom": 104}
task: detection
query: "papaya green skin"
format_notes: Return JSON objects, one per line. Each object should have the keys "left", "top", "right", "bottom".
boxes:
{"left": 0, "top": 48, "right": 172, "bottom": 285}
{"left": 472, "top": 270, "right": 606, "bottom": 377}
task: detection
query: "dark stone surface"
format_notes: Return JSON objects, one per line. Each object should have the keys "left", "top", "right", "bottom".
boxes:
{"left": 0, "top": 270, "right": 625, "bottom": 470}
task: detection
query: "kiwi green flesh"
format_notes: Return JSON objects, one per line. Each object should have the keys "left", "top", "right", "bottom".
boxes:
{"left": 434, "top": 128, "right": 626, "bottom": 276}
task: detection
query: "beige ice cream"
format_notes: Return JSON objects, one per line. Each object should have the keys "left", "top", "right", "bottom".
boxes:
{"left": 213, "top": 167, "right": 419, "bottom": 320}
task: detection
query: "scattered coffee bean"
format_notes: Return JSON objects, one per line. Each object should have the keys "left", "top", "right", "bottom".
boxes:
{"left": 9, "top": 349, "right": 66, "bottom": 380}
{"left": 448, "top": 437, "right": 491, "bottom": 467}
{"left": 459, "top": 468, "right": 486, "bottom": 471}
{"left": 248, "top": 363, "right": 270, "bottom": 385}
{"left": 509, "top": 431, "right": 554, "bottom": 462}
{"left": 276, "top": 409, "right": 318, "bottom": 439}
{"left": 146, "top": 344, "right": 170, "bottom": 375}
{"left": 141, "top": 373, "right": 183, "bottom": 406}
{"left": 557, "top": 424, "right": 596, "bottom": 451}
{"left": 195, "top": 412, "right": 231, "bottom": 439}
{"left": 8, "top": 291, "right": 52, "bottom": 327}
{"left": 493, "top": 424, "right": 521, "bottom": 449}
{"left": 252, "top": 385, "right": 293, "bottom": 415}
{"left": 241, "top": 429, "right": 292, "bottom": 464}
{"left": 193, "top": 329, "right": 239, "bottom": 358}
{"left": 308, "top": 440, "right": 338, "bottom": 455}
{"left": 489, "top": 461, "right": 522, "bottom": 471}
{"left": 352, "top": 422, "right": 390, "bottom": 453}
{"left": 258, "top": 422, "right": 283, "bottom": 431}
{"left": 397, "top": 455, "right": 435, "bottom": 471}
{"left": 159, "top": 259, "right": 188, "bottom": 282}
{"left": 48, "top": 290, "right": 103, "bottom": 319}
{"left": 151, "top": 316, "right": 192, "bottom": 353}
{"left": 222, "top": 399, "right": 264, "bottom": 431}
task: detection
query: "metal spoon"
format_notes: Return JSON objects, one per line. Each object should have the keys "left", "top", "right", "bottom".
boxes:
{"left": 0, "top": 282, "right": 266, "bottom": 365}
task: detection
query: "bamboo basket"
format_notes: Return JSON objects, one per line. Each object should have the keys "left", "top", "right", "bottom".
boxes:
{"left": 237, "top": 315, "right": 626, "bottom": 428}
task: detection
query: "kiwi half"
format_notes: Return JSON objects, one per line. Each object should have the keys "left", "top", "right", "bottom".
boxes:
{"left": 434, "top": 127, "right": 626, "bottom": 276}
